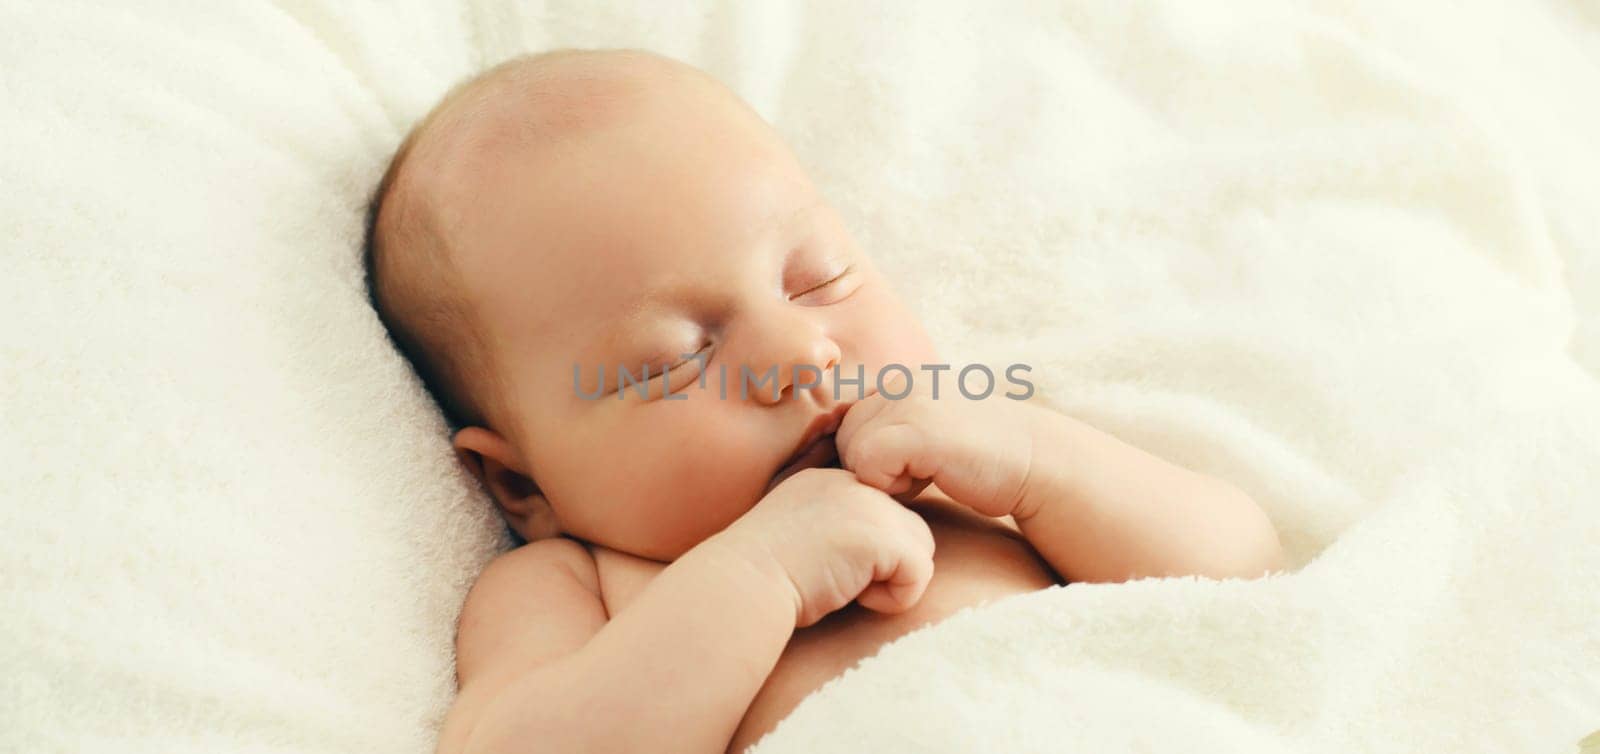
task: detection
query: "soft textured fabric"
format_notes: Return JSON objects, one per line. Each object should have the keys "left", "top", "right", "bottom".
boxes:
{"left": 3, "top": 2, "right": 1598, "bottom": 753}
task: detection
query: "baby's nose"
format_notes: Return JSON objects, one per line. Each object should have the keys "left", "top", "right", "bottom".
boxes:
{"left": 740, "top": 321, "right": 840, "bottom": 406}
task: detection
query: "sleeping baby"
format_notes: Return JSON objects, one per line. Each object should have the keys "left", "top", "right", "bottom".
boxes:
{"left": 362, "top": 49, "right": 1284, "bottom": 754}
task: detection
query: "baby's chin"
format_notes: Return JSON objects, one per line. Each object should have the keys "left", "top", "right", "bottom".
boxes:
{"left": 766, "top": 435, "right": 841, "bottom": 493}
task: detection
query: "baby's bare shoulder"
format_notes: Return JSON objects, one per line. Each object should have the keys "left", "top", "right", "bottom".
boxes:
{"left": 480, "top": 536, "right": 601, "bottom": 595}
{"left": 453, "top": 537, "right": 606, "bottom": 685}
{"left": 438, "top": 538, "right": 610, "bottom": 754}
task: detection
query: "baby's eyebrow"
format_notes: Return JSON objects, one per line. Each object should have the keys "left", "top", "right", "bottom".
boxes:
{"left": 622, "top": 281, "right": 706, "bottom": 315}
{"left": 587, "top": 199, "right": 826, "bottom": 349}
{"left": 777, "top": 199, "right": 824, "bottom": 237}
{"left": 591, "top": 298, "right": 691, "bottom": 356}
{"left": 774, "top": 199, "right": 825, "bottom": 246}
{"left": 638, "top": 201, "right": 824, "bottom": 304}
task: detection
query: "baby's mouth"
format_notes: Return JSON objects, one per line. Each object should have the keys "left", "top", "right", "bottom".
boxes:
{"left": 768, "top": 402, "right": 854, "bottom": 492}
{"left": 768, "top": 433, "right": 841, "bottom": 490}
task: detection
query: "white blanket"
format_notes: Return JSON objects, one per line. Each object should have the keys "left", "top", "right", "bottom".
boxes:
{"left": 4, "top": 2, "right": 1598, "bottom": 753}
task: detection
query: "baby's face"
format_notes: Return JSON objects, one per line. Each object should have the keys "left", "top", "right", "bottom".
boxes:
{"left": 449, "top": 65, "right": 935, "bottom": 560}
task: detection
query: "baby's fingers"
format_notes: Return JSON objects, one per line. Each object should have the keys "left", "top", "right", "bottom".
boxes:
{"left": 892, "top": 478, "right": 932, "bottom": 504}
{"left": 834, "top": 394, "right": 890, "bottom": 460}
{"left": 855, "top": 518, "right": 935, "bottom": 614}
{"left": 856, "top": 570, "right": 928, "bottom": 614}
{"left": 841, "top": 423, "right": 938, "bottom": 493}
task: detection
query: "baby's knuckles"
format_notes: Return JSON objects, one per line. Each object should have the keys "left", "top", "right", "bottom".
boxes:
{"left": 843, "top": 388, "right": 1036, "bottom": 518}
{"left": 713, "top": 469, "right": 932, "bottom": 627}
{"left": 836, "top": 393, "right": 933, "bottom": 474}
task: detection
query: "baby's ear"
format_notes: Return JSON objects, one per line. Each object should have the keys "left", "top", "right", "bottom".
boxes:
{"left": 452, "top": 426, "right": 560, "bottom": 541}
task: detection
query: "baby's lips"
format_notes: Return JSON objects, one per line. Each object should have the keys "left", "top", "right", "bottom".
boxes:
{"left": 766, "top": 435, "right": 840, "bottom": 493}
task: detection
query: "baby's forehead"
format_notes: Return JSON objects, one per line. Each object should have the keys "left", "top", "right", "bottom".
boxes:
{"left": 417, "top": 53, "right": 808, "bottom": 338}
{"left": 411, "top": 55, "right": 753, "bottom": 257}
{"left": 421, "top": 52, "right": 722, "bottom": 174}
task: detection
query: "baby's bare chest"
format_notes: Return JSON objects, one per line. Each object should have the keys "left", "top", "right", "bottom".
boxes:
{"left": 589, "top": 497, "right": 1060, "bottom": 752}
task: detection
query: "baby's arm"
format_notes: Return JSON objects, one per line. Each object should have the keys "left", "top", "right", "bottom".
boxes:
{"left": 435, "top": 537, "right": 794, "bottom": 754}
{"left": 436, "top": 469, "right": 936, "bottom": 754}
{"left": 836, "top": 381, "right": 1283, "bottom": 584}
{"left": 1011, "top": 411, "right": 1284, "bottom": 583}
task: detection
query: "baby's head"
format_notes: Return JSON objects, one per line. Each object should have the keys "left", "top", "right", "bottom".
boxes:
{"left": 365, "top": 49, "right": 936, "bottom": 560}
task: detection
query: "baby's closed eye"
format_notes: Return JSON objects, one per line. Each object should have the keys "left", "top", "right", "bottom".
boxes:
{"left": 787, "top": 264, "right": 858, "bottom": 306}
{"left": 609, "top": 342, "right": 711, "bottom": 399}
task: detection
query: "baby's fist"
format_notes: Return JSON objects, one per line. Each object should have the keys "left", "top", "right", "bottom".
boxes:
{"left": 716, "top": 468, "right": 936, "bottom": 627}
{"left": 835, "top": 371, "right": 1035, "bottom": 518}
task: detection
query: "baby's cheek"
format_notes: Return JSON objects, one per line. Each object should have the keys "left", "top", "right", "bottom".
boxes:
{"left": 614, "top": 380, "right": 782, "bottom": 479}
{"left": 677, "top": 410, "right": 767, "bottom": 478}
{"left": 642, "top": 432, "right": 765, "bottom": 551}
{"left": 853, "top": 297, "right": 938, "bottom": 368}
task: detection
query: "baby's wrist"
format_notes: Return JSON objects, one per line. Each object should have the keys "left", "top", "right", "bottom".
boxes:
{"left": 696, "top": 531, "right": 804, "bottom": 625}
{"left": 1010, "top": 407, "right": 1076, "bottom": 523}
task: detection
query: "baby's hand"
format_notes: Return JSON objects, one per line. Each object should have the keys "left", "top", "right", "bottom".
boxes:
{"left": 835, "top": 371, "right": 1036, "bottom": 518}
{"left": 713, "top": 468, "right": 935, "bottom": 627}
